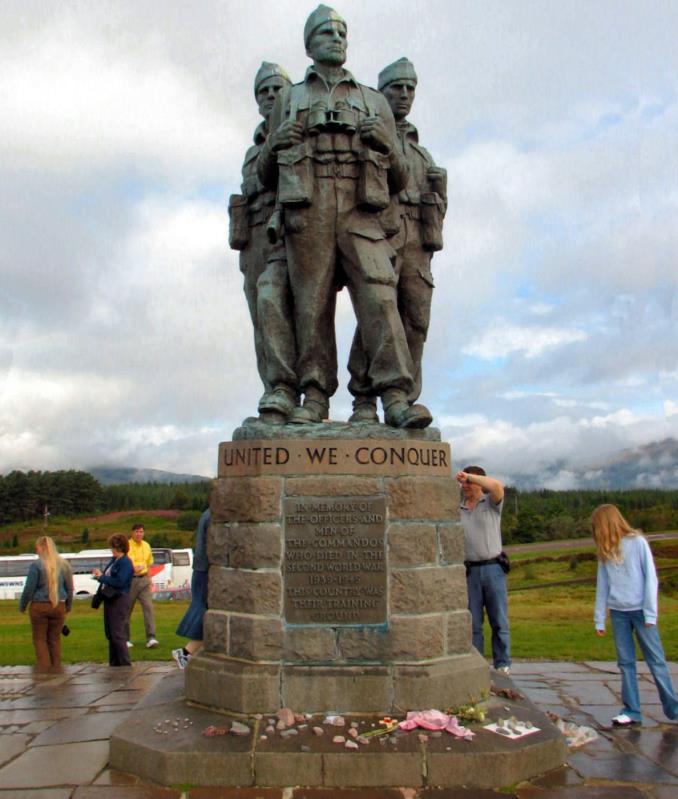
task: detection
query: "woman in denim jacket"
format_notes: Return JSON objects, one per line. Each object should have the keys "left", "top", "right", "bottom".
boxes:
{"left": 19, "top": 536, "right": 73, "bottom": 672}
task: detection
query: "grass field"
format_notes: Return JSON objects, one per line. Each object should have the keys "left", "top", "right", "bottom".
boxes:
{"left": 2, "top": 537, "right": 676, "bottom": 666}
{"left": 1, "top": 510, "right": 194, "bottom": 553}
{"left": 0, "top": 598, "right": 189, "bottom": 665}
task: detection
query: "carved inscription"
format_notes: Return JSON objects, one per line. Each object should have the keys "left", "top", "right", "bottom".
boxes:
{"left": 218, "top": 439, "right": 450, "bottom": 477}
{"left": 284, "top": 496, "right": 387, "bottom": 625}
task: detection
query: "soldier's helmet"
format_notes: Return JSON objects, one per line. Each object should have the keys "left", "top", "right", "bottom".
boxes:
{"left": 304, "top": 5, "right": 347, "bottom": 48}
{"left": 378, "top": 57, "right": 418, "bottom": 91}
{"left": 254, "top": 62, "right": 292, "bottom": 98}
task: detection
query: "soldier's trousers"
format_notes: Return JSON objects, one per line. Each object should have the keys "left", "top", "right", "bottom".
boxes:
{"left": 284, "top": 176, "right": 415, "bottom": 399}
{"left": 348, "top": 213, "right": 433, "bottom": 403}
{"left": 240, "top": 224, "right": 297, "bottom": 395}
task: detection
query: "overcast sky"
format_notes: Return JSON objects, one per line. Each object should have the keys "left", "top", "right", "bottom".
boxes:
{"left": 1, "top": 0, "right": 677, "bottom": 488}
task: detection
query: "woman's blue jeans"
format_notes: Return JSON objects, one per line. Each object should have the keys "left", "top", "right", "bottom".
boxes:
{"left": 466, "top": 562, "right": 511, "bottom": 669}
{"left": 610, "top": 609, "right": 678, "bottom": 722}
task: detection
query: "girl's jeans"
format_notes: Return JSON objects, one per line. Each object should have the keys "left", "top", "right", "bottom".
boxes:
{"left": 610, "top": 609, "right": 678, "bottom": 722}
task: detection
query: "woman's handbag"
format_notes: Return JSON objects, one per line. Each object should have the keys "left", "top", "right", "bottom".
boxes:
{"left": 91, "top": 582, "right": 120, "bottom": 609}
{"left": 91, "top": 586, "right": 104, "bottom": 609}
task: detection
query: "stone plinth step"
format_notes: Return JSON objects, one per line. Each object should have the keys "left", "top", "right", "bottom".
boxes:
{"left": 110, "top": 678, "right": 567, "bottom": 789}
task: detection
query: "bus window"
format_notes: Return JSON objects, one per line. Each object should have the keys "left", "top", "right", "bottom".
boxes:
{"left": 0, "top": 558, "right": 36, "bottom": 577}
{"left": 151, "top": 549, "right": 171, "bottom": 564}
{"left": 172, "top": 551, "right": 191, "bottom": 566}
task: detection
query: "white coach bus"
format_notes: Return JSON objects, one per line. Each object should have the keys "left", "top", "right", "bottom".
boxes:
{"left": 0, "top": 547, "right": 193, "bottom": 599}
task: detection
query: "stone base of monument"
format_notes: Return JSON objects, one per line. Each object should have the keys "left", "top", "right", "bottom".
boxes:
{"left": 111, "top": 421, "right": 566, "bottom": 786}
{"left": 183, "top": 421, "right": 490, "bottom": 715}
{"left": 109, "top": 670, "right": 567, "bottom": 789}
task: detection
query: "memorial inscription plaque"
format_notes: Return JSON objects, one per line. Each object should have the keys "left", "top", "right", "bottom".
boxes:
{"left": 284, "top": 495, "right": 387, "bottom": 625}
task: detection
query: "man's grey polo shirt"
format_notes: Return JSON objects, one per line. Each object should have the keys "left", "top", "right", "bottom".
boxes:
{"left": 460, "top": 494, "right": 504, "bottom": 562}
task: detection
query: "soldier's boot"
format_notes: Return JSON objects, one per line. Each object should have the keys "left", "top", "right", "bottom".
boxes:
{"left": 348, "top": 396, "right": 379, "bottom": 424}
{"left": 289, "top": 386, "right": 329, "bottom": 425}
{"left": 258, "top": 385, "right": 298, "bottom": 419}
{"left": 382, "top": 388, "right": 432, "bottom": 429}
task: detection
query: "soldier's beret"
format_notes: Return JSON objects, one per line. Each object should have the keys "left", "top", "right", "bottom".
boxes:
{"left": 378, "top": 57, "right": 418, "bottom": 91}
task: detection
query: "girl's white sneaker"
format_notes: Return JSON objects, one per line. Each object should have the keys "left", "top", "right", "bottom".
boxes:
{"left": 611, "top": 713, "right": 639, "bottom": 727}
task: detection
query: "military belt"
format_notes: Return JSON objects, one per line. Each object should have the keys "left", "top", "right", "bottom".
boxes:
{"left": 313, "top": 162, "right": 360, "bottom": 179}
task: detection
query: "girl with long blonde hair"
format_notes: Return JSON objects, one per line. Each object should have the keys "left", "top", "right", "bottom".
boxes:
{"left": 19, "top": 536, "right": 73, "bottom": 672}
{"left": 592, "top": 504, "right": 678, "bottom": 726}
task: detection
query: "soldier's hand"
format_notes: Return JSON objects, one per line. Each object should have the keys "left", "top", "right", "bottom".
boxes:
{"left": 359, "top": 116, "right": 392, "bottom": 154}
{"left": 270, "top": 120, "right": 304, "bottom": 151}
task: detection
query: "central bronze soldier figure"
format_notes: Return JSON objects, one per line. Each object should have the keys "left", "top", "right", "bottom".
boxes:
{"left": 257, "top": 5, "right": 432, "bottom": 428}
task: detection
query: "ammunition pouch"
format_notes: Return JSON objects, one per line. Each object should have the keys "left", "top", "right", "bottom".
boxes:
{"left": 277, "top": 142, "right": 314, "bottom": 208}
{"left": 420, "top": 191, "right": 445, "bottom": 252}
{"left": 357, "top": 149, "right": 390, "bottom": 212}
{"left": 228, "top": 194, "right": 250, "bottom": 250}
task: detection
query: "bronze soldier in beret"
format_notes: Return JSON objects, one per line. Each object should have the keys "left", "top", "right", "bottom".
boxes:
{"left": 229, "top": 62, "right": 299, "bottom": 421}
{"left": 348, "top": 58, "right": 447, "bottom": 422}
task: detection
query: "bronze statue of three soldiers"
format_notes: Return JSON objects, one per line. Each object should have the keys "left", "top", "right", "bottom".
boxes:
{"left": 229, "top": 5, "right": 446, "bottom": 430}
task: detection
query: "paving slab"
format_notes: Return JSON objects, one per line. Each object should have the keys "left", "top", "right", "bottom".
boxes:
{"left": 628, "top": 728, "right": 678, "bottom": 775}
{"left": 556, "top": 683, "right": 619, "bottom": 706}
{"left": 68, "top": 673, "right": 133, "bottom": 687}
{"left": 420, "top": 792, "right": 514, "bottom": 799}
{"left": 290, "top": 791, "right": 404, "bottom": 799}
{"left": 189, "top": 790, "right": 284, "bottom": 799}
{"left": 0, "top": 740, "right": 109, "bottom": 787}
{"left": 31, "top": 710, "right": 131, "bottom": 746}
{"left": 567, "top": 745, "right": 678, "bottom": 784}
{"left": 0, "top": 707, "right": 86, "bottom": 724}
{"left": 526, "top": 764, "right": 585, "bottom": 788}
{"left": 0, "top": 677, "right": 34, "bottom": 695}
{"left": 516, "top": 787, "right": 648, "bottom": 798}
{"left": 92, "top": 690, "right": 144, "bottom": 707}
{"left": 73, "top": 787, "right": 183, "bottom": 798}
{"left": 585, "top": 661, "right": 645, "bottom": 674}
{"left": 0, "top": 791, "right": 73, "bottom": 799}
{"left": 515, "top": 687, "right": 564, "bottom": 706}
{"left": 512, "top": 663, "right": 590, "bottom": 674}
{"left": 124, "top": 675, "right": 165, "bottom": 691}
{"left": 2, "top": 688, "right": 111, "bottom": 709}
{"left": 0, "top": 731, "right": 29, "bottom": 766}
{"left": 92, "top": 768, "right": 140, "bottom": 786}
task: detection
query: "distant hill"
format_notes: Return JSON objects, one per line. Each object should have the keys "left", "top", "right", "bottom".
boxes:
{"left": 581, "top": 438, "right": 678, "bottom": 489}
{"left": 88, "top": 466, "right": 211, "bottom": 486}
{"left": 505, "top": 438, "right": 678, "bottom": 490}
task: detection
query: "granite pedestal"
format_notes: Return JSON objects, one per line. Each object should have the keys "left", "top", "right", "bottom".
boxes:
{"left": 186, "top": 421, "right": 489, "bottom": 714}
